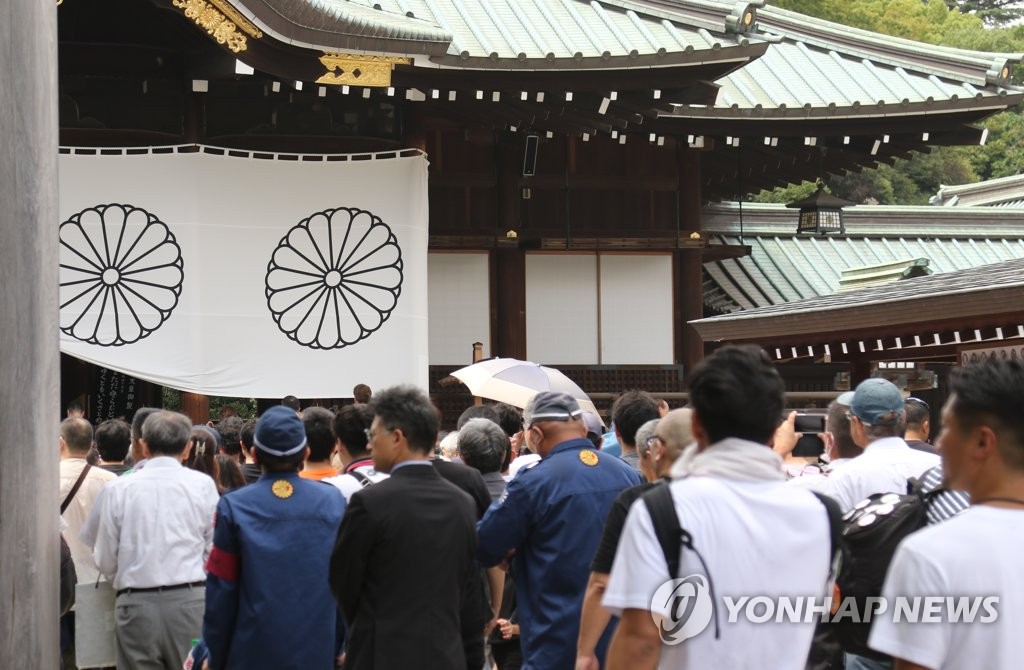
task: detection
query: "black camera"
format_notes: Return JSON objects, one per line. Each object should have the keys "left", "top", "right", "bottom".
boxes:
{"left": 791, "top": 413, "right": 826, "bottom": 457}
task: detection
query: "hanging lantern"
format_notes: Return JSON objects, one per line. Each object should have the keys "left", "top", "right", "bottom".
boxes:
{"left": 787, "top": 182, "right": 854, "bottom": 235}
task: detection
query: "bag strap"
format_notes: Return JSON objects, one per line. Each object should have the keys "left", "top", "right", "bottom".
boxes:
{"left": 349, "top": 470, "right": 373, "bottom": 488}
{"left": 811, "top": 491, "right": 844, "bottom": 581}
{"left": 645, "top": 483, "right": 682, "bottom": 579}
{"left": 61, "top": 463, "right": 93, "bottom": 514}
{"left": 642, "top": 481, "right": 723, "bottom": 639}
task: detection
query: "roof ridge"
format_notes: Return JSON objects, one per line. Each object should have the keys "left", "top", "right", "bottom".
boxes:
{"left": 755, "top": 4, "right": 1023, "bottom": 87}
{"left": 232, "top": 0, "right": 452, "bottom": 53}
{"left": 939, "top": 173, "right": 1024, "bottom": 197}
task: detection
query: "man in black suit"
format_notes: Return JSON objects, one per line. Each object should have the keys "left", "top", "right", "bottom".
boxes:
{"left": 329, "top": 385, "right": 481, "bottom": 670}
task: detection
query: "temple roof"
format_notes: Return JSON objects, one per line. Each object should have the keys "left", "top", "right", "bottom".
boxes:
{"left": 933, "top": 173, "right": 1024, "bottom": 207}
{"left": 232, "top": 0, "right": 765, "bottom": 68}
{"left": 670, "top": 5, "right": 1021, "bottom": 121}
{"left": 700, "top": 201, "right": 1024, "bottom": 313}
{"left": 691, "top": 255, "right": 1024, "bottom": 358}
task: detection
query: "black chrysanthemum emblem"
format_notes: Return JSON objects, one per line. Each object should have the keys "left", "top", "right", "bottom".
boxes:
{"left": 59, "top": 204, "right": 184, "bottom": 346}
{"left": 265, "top": 207, "right": 403, "bottom": 349}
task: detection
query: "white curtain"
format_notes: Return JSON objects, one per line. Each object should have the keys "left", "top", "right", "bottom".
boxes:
{"left": 58, "top": 150, "right": 429, "bottom": 397}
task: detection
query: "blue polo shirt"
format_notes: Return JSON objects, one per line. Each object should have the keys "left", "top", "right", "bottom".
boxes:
{"left": 477, "top": 438, "right": 641, "bottom": 669}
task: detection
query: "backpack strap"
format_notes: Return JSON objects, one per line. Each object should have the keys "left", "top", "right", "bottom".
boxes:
{"left": 811, "top": 491, "right": 844, "bottom": 581}
{"left": 644, "top": 483, "right": 682, "bottom": 579}
{"left": 641, "top": 481, "right": 722, "bottom": 639}
{"left": 349, "top": 470, "right": 373, "bottom": 488}
{"left": 61, "top": 463, "right": 92, "bottom": 515}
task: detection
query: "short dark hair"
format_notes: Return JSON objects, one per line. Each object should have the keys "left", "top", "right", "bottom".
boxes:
{"left": 457, "top": 404, "right": 500, "bottom": 430}
{"left": 131, "top": 407, "right": 159, "bottom": 442}
{"left": 142, "top": 411, "right": 192, "bottom": 456}
{"left": 333, "top": 404, "right": 374, "bottom": 458}
{"left": 94, "top": 419, "right": 131, "bottom": 462}
{"left": 904, "top": 398, "right": 930, "bottom": 430}
{"left": 687, "top": 345, "right": 785, "bottom": 445}
{"left": 826, "top": 401, "right": 860, "bottom": 460}
{"left": 217, "top": 416, "right": 244, "bottom": 457}
{"left": 281, "top": 395, "right": 301, "bottom": 411}
{"left": 491, "top": 403, "right": 523, "bottom": 438}
{"left": 60, "top": 418, "right": 93, "bottom": 455}
{"left": 611, "top": 390, "right": 660, "bottom": 448}
{"left": 353, "top": 384, "right": 372, "bottom": 404}
{"left": 948, "top": 360, "right": 1024, "bottom": 470}
{"left": 66, "top": 400, "right": 84, "bottom": 415}
{"left": 256, "top": 446, "right": 307, "bottom": 473}
{"left": 370, "top": 385, "right": 439, "bottom": 455}
{"left": 459, "top": 418, "right": 507, "bottom": 474}
{"left": 302, "top": 406, "right": 336, "bottom": 462}
{"left": 240, "top": 418, "right": 257, "bottom": 449}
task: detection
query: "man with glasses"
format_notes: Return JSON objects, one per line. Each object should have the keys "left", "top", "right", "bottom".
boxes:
{"left": 818, "top": 378, "right": 939, "bottom": 512}
{"left": 477, "top": 392, "right": 641, "bottom": 670}
{"left": 329, "top": 385, "right": 482, "bottom": 670}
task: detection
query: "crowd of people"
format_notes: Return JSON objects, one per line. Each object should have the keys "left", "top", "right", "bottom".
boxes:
{"left": 57, "top": 350, "right": 1024, "bottom": 669}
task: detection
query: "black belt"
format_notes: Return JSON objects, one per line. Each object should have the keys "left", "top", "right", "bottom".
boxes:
{"left": 117, "top": 581, "right": 204, "bottom": 597}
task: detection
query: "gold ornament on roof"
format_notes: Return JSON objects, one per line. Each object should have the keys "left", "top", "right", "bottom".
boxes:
{"left": 316, "top": 53, "right": 411, "bottom": 88}
{"left": 172, "top": 0, "right": 263, "bottom": 53}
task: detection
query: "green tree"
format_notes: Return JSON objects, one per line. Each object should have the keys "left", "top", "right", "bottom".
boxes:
{"left": 946, "top": 0, "right": 1024, "bottom": 26}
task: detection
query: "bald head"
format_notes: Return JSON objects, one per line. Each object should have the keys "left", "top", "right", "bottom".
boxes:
{"left": 657, "top": 408, "right": 695, "bottom": 461}
{"left": 60, "top": 417, "right": 94, "bottom": 456}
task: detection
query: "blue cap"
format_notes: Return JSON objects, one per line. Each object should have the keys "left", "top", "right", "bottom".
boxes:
{"left": 253, "top": 406, "right": 307, "bottom": 457}
{"left": 848, "top": 378, "right": 904, "bottom": 425}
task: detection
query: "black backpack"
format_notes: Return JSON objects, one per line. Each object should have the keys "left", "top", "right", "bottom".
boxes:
{"left": 831, "top": 477, "right": 933, "bottom": 660}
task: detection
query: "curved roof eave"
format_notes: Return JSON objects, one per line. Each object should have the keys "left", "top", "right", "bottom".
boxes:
{"left": 756, "top": 5, "right": 1024, "bottom": 87}
{"left": 428, "top": 41, "right": 767, "bottom": 70}
{"left": 662, "top": 90, "right": 1023, "bottom": 120}
{"left": 225, "top": 0, "right": 453, "bottom": 56}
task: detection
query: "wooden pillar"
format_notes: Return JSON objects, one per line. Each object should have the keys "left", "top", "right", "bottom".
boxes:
{"left": 849, "top": 358, "right": 873, "bottom": 386}
{"left": 181, "top": 392, "right": 210, "bottom": 424}
{"left": 491, "top": 136, "right": 527, "bottom": 360}
{"left": 1, "top": 0, "right": 59, "bottom": 665}
{"left": 491, "top": 248, "right": 527, "bottom": 360}
{"left": 675, "top": 146, "right": 705, "bottom": 376}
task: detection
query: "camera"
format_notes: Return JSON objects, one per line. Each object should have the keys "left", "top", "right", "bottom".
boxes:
{"left": 791, "top": 412, "right": 826, "bottom": 457}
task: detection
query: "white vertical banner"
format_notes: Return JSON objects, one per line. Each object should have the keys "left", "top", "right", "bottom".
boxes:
{"left": 58, "top": 150, "right": 429, "bottom": 397}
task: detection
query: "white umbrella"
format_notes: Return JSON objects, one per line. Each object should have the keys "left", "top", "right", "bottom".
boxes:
{"left": 450, "top": 357, "right": 598, "bottom": 416}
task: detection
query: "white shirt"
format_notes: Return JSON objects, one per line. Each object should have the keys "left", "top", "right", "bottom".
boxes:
{"left": 324, "top": 460, "right": 389, "bottom": 502}
{"left": 604, "top": 475, "right": 832, "bottom": 670}
{"left": 816, "top": 437, "right": 938, "bottom": 511}
{"left": 785, "top": 458, "right": 852, "bottom": 494}
{"left": 869, "top": 506, "right": 1024, "bottom": 669}
{"left": 81, "top": 456, "right": 219, "bottom": 591}
{"left": 60, "top": 458, "right": 117, "bottom": 584}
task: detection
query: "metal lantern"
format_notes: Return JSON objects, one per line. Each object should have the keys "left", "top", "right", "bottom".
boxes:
{"left": 787, "top": 184, "right": 854, "bottom": 235}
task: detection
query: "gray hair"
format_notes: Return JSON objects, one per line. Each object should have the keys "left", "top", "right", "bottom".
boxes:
{"left": 142, "top": 411, "right": 193, "bottom": 455}
{"left": 635, "top": 419, "right": 660, "bottom": 457}
{"left": 459, "top": 418, "right": 508, "bottom": 474}
{"left": 438, "top": 431, "right": 460, "bottom": 460}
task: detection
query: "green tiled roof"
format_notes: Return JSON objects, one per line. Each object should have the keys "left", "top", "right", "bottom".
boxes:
{"left": 933, "top": 174, "right": 1024, "bottom": 208}
{"left": 670, "top": 5, "right": 1023, "bottom": 119}
{"left": 701, "top": 202, "right": 1024, "bottom": 313}
{"left": 237, "top": 0, "right": 762, "bottom": 67}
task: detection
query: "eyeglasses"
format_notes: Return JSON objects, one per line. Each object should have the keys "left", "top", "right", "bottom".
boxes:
{"left": 645, "top": 435, "right": 664, "bottom": 449}
{"left": 905, "top": 397, "right": 930, "bottom": 411}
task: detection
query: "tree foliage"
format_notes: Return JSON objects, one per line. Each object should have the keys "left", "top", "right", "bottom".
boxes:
{"left": 946, "top": 0, "right": 1024, "bottom": 26}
